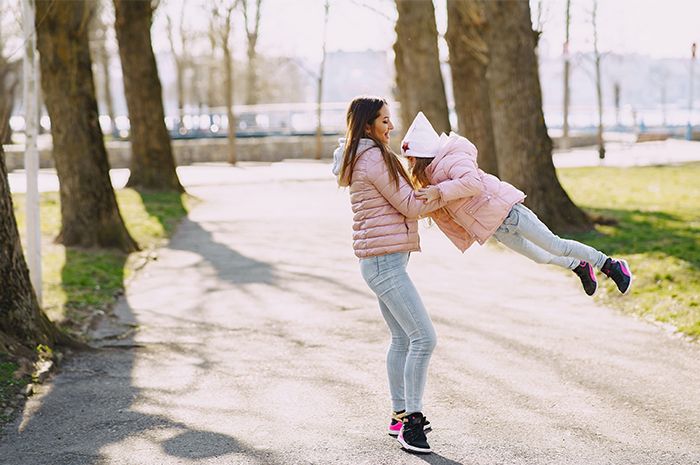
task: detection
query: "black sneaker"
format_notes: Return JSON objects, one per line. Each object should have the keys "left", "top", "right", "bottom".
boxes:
{"left": 601, "top": 258, "right": 633, "bottom": 295}
{"left": 398, "top": 412, "right": 432, "bottom": 454}
{"left": 388, "top": 410, "right": 431, "bottom": 436}
{"left": 572, "top": 261, "right": 598, "bottom": 296}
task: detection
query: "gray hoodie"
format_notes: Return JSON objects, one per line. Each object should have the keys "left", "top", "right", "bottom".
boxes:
{"left": 331, "top": 138, "right": 377, "bottom": 177}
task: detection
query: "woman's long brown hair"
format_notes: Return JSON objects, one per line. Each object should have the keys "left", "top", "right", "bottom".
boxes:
{"left": 337, "top": 97, "right": 412, "bottom": 188}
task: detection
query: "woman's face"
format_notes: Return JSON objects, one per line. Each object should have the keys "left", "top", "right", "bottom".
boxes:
{"left": 365, "top": 104, "right": 394, "bottom": 145}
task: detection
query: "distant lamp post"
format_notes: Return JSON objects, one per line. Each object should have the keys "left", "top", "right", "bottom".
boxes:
{"left": 22, "top": 0, "right": 42, "bottom": 304}
{"left": 687, "top": 42, "right": 697, "bottom": 141}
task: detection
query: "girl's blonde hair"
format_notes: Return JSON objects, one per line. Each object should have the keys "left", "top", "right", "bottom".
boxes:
{"left": 409, "top": 157, "right": 436, "bottom": 188}
{"left": 338, "top": 96, "right": 412, "bottom": 188}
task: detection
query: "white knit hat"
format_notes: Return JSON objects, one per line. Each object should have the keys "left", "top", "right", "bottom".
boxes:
{"left": 401, "top": 112, "right": 440, "bottom": 158}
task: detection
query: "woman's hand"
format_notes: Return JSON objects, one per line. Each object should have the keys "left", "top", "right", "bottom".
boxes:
{"left": 416, "top": 186, "right": 441, "bottom": 202}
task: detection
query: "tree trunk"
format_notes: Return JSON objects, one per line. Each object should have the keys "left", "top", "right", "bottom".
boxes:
{"left": 394, "top": 0, "right": 450, "bottom": 135}
{"left": 0, "top": 58, "right": 18, "bottom": 145}
{"left": 445, "top": 0, "right": 498, "bottom": 176}
{"left": 592, "top": 0, "right": 605, "bottom": 159}
{"left": 35, "top": 0, "right": 139, "bottom": 251}
{"left": 243, "top": 0, "right": 262, "bottom": 106}
{"left": 561, "top": 0, "right": 571, "bottom": 151}
{"left": 315, "top": 0, "right": 329, "bottom": 160}
{"left": 114, "top": 0, "right": 184, "bottom": 192}
{"left": 0, "top": 146, "right": 64, "bottom": 354}
{"left": 223, "top": 37, "right": 237, "bottom": 164}
{"left": 480, "top": 0, "right": 592, "bottom": 233}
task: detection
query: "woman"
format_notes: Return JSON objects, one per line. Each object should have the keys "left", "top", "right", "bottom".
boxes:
{"left": 332, "top": 96, "right": 444, "bottom": 454}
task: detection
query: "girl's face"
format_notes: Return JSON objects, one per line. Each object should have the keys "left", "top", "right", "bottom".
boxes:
{"left": 365, "top": 104, "right": 394, "bottom": 145}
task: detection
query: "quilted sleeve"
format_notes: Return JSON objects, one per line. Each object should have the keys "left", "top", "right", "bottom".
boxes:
{"left": 365, "top": 151, "right": 445, "bottom": 219}
{"left": 434, "top": 153, "right": 483, "bottom": 202}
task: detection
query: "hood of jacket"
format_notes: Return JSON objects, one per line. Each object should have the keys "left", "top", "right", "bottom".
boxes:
{"left": 331, "top": 137, "right": 377, "bottom": 178}
{"left": 425, "top": 133, "right": 478, "bottom": 179}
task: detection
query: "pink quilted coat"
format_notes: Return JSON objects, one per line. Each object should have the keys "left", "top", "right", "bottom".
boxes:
{"left": 336, "top": 140, "right": 444, "bottom": 258}
{"left": 426, "top": 134, "right": 525, "bottom": 251}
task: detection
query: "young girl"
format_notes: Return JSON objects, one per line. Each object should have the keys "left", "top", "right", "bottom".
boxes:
{"left": 403, "top": 112, "right": 632, "bottom": 296}
{"left": 332, "top": 98, "right": 443, "bottom": 454}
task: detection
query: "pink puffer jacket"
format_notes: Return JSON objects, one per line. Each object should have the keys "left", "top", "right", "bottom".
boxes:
{"left": 341, "top": 142, "right": 444, "bottom": 258}
{"left": 427, "top": 134, "right": 525, "bottom": 251}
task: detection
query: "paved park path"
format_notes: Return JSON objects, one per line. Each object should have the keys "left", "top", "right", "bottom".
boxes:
{"left": 2, "top": 154, "right": 700, "bottom": 464}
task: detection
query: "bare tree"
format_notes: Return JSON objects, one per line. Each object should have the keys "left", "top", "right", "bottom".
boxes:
{"left": 591, "top": 0, "right": 605, "bottom": 159}
{"left": 35, "top": 0, "right": 138, "bottom": 251}
{"left": 445, "top": 0, "right": 498, "bottom": 176}
{"left": 212, "top": 0, "right": 239, "bottom": 164}
{"left": 114, "top": 0, "right": 184, "bottom": 192}
{"left": 394, "top": 0, "right": 450, "bottom": 134}
{"left": 242, "top": 0, "right": 262, "bottom": 105}
{"left": 561, "top": 0, "right": 571, "bottom": 151}
{"left": 0, "top": 1, "right": 21, "bottom": 145}
{"left": 165, "top": 2, "right": 189, "bottom": 127}
{"left": 88, "top": 0, "right": 116, "bottom": 133}
{"left": 480, "top": 0, "right": 591, "bottom": 233}
{"left": 315, "top": 0, "right": 329, "bottom": 160}
{"left": 0, "top": 146, "right": 68, "bottom": 355}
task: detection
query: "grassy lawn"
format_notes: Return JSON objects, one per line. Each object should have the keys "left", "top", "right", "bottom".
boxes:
{"left": 11, "top": 189, "right": 191, "bottom": 336}
{"left": 558, "top": 163, "right": 700, "bottom": 339}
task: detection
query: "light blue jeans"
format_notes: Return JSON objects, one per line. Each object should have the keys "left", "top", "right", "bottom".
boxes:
{"left": 360, "top": 252, "right": 436, "bottom": 414}
{"left": 493, "top": 203, "right": 608, "bottom": 270}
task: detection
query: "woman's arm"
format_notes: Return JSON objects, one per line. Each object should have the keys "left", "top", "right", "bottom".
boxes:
{"left": 366, "top": 156, "right": 445, "bottom": 219}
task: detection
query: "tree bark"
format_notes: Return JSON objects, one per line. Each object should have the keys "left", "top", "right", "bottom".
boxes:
{"left": 394, "top": 0, "right": 450, "bottom": 135}
{"left": 445, "top": 0, "right": 498, "bottom": 176}
{"left": 35, "top": 0, "right": 139, "bottom": 251}
{"left": 480, "top": 0, "right": 592, "bottom": 233}
{"left": 0, "top": 146, "right": 63, "bottom": 354}
{"left": 114, "top": 0, "right": 184, "bottom": 192}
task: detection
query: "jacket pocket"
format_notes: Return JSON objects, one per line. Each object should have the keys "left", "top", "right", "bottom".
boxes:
{"left": 462, "top": 195, "right": 489, "bottom": 216}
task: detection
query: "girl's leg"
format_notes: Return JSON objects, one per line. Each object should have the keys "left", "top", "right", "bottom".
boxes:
{"left": 378, "top": 298, "right": 409, "bottom": 413}
{"left": 493, "top": 228, "right": 578, "bottom": 270}
{"left": 503, "top": 203, "right": 608, "bottom": 270}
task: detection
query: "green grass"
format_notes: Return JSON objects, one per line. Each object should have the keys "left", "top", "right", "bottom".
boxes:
{"left": 11, "top": 189, "right": 190, "bottom": 335}
{"left": 558, "top": 163, "right": 700, "bottom": 339}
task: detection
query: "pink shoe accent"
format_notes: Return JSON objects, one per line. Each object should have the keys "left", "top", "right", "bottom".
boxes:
{"left": 586, "top": 262, "right": 597, "bottom": 282}
{"left": 388, "top": 421, "right": 402, "bottom": 436}
{"left": 618, "top": 260, "right": 631, "bottom": 277}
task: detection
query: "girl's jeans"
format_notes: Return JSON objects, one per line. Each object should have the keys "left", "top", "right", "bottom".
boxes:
{"left": 360, "top": 252, "right": 436, "bottom": 414}
{"left": 493, "top": 203, "right": 608, "bottom": 270}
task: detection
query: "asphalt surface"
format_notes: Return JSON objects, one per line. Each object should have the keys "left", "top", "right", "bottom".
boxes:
{"left": 1, "top": 161, "right": 699, "bottom": 465}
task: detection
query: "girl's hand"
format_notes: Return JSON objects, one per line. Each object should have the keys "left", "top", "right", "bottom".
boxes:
{"left": 416, "top": 186, "right": 441, "bottom": 202}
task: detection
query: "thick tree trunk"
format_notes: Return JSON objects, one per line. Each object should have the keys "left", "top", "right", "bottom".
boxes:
{"left": 0, "top": 146, "right": 63, "bottom": 354}
{"left": 114, "top": 0, "right": 184, "bottom": 192}
{"left": 35, "top": 0, "right": 139, "bottom": 251}
{"left": 394, "top": 0, "right": 450, "bottom": 135}
{"left": 480, "top": 0, "right": 592, "bottom": 233}
{"left": 445, "top": 0, "right": 498, "bottom": 176}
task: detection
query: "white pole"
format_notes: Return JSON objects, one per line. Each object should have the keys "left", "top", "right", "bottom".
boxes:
{"left": 688, "top": 43, "right": 696, "bottom": 141}
{"left": 22, "top": 0, "right": 42, "bottom": 305}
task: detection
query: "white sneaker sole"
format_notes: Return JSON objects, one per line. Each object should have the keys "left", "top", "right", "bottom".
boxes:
{"left": 397, "top": 434, "right": 432, "bottom": 454}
